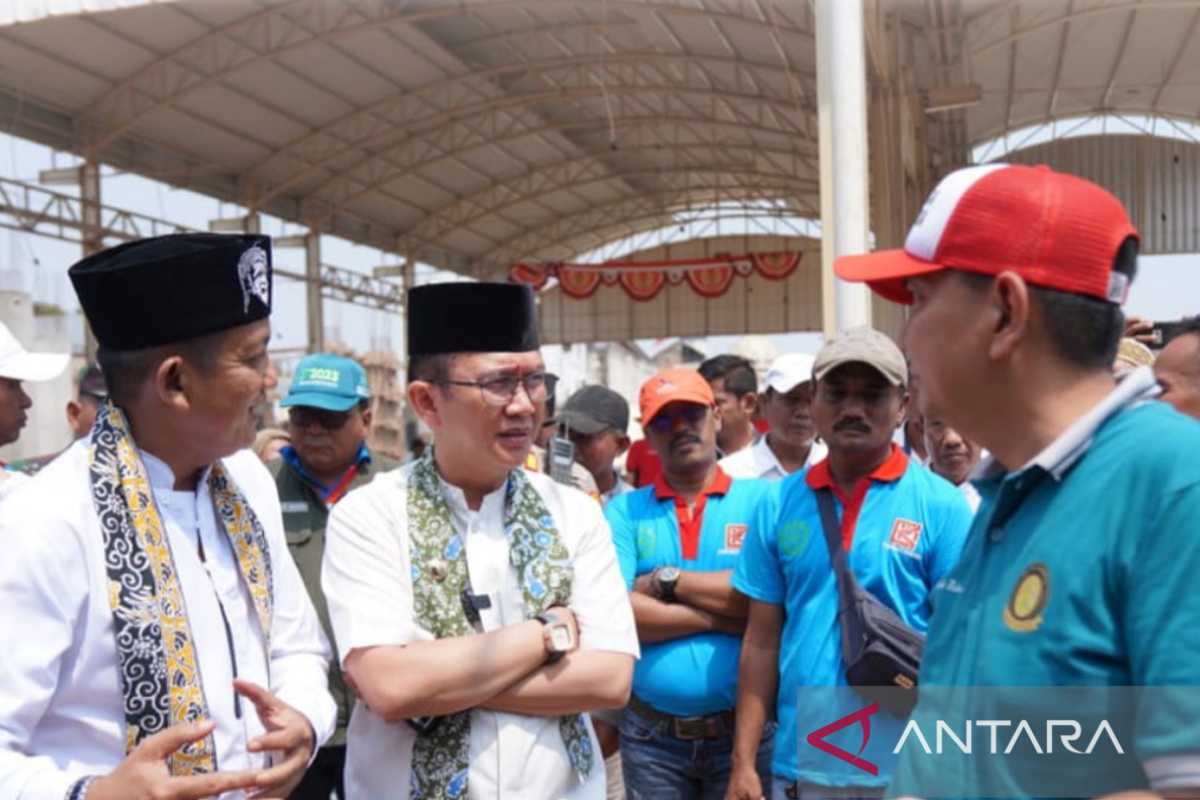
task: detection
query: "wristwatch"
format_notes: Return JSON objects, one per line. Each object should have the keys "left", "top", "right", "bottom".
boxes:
{"left": 654, "top": 566, "right": 681, "bottom": 603}
{"left": 535, "top": 611, "right": 575, "bottom": 663}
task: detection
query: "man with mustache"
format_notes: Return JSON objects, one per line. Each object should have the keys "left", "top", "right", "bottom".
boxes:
{"left": 0, "top": 233, "right": 336, "bottom": 800}
{"left": 321, "top": 282, "right": 638, "bottom": 800}
{"left": 0, "top": 320, "right": 67, "bottom": 500}
{"left": 727, "top": 327, "right": 971, "bottom": 800}
{"left": 720, "top": 353, "right": 827, "bottom": 481}
{"left": 268, "top": 353, "right": 400, "bottom": 800}
{"left": 605, "top": 368, "right": 777, "bottom": 800}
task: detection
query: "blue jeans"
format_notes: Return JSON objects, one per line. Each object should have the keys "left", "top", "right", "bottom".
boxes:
{"left": 620, "top": 704, "right": 775, "bottom": 800}
{"left": 771, "top": 778, "right": 885, "bottom": 800}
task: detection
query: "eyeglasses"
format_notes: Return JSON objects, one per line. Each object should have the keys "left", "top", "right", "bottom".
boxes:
{"left": 647, "top": 404, "right": 709, "bottom": 434}
{"left": 289, "top": 406, "right": 355, "bottom": 430}
{"left": 437, "top": 372, "right": 559, "bottom": 407}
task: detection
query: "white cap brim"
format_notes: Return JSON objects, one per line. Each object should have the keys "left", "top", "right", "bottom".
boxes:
{"left": 0, "top": 351, "right": 69, "bottom": 381}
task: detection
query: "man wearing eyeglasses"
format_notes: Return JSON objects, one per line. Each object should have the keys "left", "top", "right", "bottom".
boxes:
{"left": 321, "top": 282, "right": 638, "bottom": 800}
{"left": 604, "top": 368, "right": 777, "bottom": 800}
{"left": 267, "top": 352, "right": 399, "bottom": 800}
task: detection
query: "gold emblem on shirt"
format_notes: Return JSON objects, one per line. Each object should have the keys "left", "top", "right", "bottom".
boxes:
{"left": 1004, "top": 563, "right": 1049, "bottom": 632}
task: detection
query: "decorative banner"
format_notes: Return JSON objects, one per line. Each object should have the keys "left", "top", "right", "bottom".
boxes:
{"left": 507, "top": 251, "right": 802, "bottom": 302}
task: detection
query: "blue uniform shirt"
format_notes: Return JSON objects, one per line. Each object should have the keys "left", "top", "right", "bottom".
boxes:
{"left": 606, "top": 468, "right": 777, "bottom": 717}
{"left": 891, "top": 370, "right": 1200, "bottom": 799}
{"left": 734, "top": 445, "right": 971, "bottom": 787}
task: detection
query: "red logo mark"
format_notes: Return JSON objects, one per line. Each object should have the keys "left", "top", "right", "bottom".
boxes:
{"left": 806, "top": 702, "right": 879, "bottom": 776}
{"left": 725, "top": 524, "right": 747, "bottom": 550}
{"left": 889, "top": 519, "right": 923, "bottom": 550}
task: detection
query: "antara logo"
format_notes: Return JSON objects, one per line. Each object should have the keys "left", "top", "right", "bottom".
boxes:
{"left": 806, "top": 702, "right": 879, "bottom": 776}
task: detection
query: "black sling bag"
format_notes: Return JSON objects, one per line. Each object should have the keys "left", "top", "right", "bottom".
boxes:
{"left": 816, "top": 488, "right": 922, "bottom": 716}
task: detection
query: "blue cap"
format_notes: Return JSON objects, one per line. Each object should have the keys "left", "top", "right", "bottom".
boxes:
{"left": 281, "top": 354, "right": 369, "bottom": 411}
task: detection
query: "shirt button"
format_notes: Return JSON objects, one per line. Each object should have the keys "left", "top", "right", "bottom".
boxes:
{"left": 989, "top": 527, "right": 1004, "bottom": 542}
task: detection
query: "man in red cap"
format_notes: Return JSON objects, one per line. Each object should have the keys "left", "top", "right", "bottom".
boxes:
{"left": 837, "top": 163, "right": 1200, "bottom": 798}
{"left": 605, "top": 367, "right": 776, "bottom": 800}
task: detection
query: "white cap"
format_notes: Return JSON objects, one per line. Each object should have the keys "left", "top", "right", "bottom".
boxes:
{"left": 764, "top": 353, "right": 816, "bottom": 394}
{"left": 0, "top": 322, "right": 69, "bottom": 381}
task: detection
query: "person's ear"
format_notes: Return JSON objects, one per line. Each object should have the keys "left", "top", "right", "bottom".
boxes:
{"left": 408, "top": 381, "right": 443, "bottom": 429}
{"left": 896, "top": 390, "right": 912, "bottom": 433}
{"left": 614, "top": 433, "right": 631, "bottom": 457}
{"left": 741, "top": 391, "right": 758, "bottom": 415}
{"left": 156, "top": 355, "right": 188, "bottom": 412}
{"left": 360, "top": 407, "right": 373, "bottom": 430}
{"left": 988, "top": 272, "right": 1032, "bottom": 361}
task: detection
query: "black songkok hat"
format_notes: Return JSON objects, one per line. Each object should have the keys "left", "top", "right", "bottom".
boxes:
{"left": 69, "top": 233, "right": 273, "bottom": 351}
{"left": 408, "top": 282, "right": 539, "bottom": 356}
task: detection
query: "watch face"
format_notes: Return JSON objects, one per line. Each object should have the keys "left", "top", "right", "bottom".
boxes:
{"left": 548, "top": 624, "right": 574, "bottom": 652}
{"left": 659, "top": 566, "right": 681, "bottom": 582}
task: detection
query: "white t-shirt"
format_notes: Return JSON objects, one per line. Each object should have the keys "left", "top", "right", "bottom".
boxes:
{"left": 719, "top": 434, "right": 827, "bottom": 481}
{"left": 0, "top": 441, "right": 335, "bottom": 800}
{"left": 323, "top": 464, "right": 640, "bottom": 800}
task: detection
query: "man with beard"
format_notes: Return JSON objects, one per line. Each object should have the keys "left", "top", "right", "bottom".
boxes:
{"left": 727, "top": 327, "right": 970, "bottom": 800}
{"left": 269, "top": 353, "right": 400, "bottom": 800}
{"left": 720, "top": 353, "right": 827, "bottom": 481}
{"left": 835, "top": 163, "right": 1200, "bottom": 799}
{"left": 0, "top": 233, "right": 335, "bottom": 800}
{"left": 321, "top": 282, "right": 638, "bottom": 800}
{"left": 923, "top": 416, "right": 982, "bottom": 511}
{"left": 605, "top": 368, "right": 777, "bottom": 800}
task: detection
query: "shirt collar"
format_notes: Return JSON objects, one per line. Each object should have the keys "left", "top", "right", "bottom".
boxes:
{"left": 654, "top": 465, "right": 733, "bottom": 501}
{"left": 805, "top": 442, "right": 909, "bottom": 490}
{"left": 139, "top": 447, "right": 211, "bottom": 491}
{"left": 281, "top": 443, "right": 371, "bottom": 493}
{"left": 973, "top": 366, "right": 1160, "bottom": 484}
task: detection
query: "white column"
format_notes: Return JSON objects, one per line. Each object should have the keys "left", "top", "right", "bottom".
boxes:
{"left": 305, "top": 228, "right": 323, "bottom": 353}
{"left": 816, "top": 0, "right": 872, "bottom": 333}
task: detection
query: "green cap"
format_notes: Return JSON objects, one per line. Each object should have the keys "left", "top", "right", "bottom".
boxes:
{"left": 281, "top": 354, "right": 369, "bottom": 412}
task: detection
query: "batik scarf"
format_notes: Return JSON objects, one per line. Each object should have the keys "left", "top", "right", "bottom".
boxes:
{"left": 89, "top": 401, "right": 274, "bottom": 774}
{"left": 406, "top": 453, "right": 594, "bottom": 800}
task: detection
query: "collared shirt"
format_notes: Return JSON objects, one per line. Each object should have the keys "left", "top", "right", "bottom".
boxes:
{"left": 601, "top": 475, "right": 636, "bottom": 505}
{"left": 606, "top": 468, "right": 777, "bottom": 717}
{"left": 280, "top": 443, "right": 371, "bottom": 506}
{"left": 733, "top": 444, "right": 971, "bottom": 786}
{"left": 0, "top": 440, "right": 335, "bottom": 800}
{"left": 0, "top": 467, "right": 28, "bottom": 503}
{"left": 270, "top": 446, "right": 400, "bottom": 748}
{"left": 892, "top": 367, "right": 1200, "bottom": 798}
{"left": 720, "top": 434, "right": 828, "bottom": 482}
{"left": 322, "top": 464, "right": 639, "bottom": 800}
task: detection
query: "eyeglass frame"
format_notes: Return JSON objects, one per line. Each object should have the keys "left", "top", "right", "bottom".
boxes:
{"left": 434, "top": 371, "right": 559, "bottom": 407}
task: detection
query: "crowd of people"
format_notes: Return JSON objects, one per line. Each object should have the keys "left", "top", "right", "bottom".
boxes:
{"left": 0, "top": 162, "right": 1199, "bottom": 800}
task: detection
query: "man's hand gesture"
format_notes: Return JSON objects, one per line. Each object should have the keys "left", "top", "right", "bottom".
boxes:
{"left": 85, "top": 719, "right": 259, "bottom": 800}
{"left": 235, "top": 679, "right": 316, "bottom": 799}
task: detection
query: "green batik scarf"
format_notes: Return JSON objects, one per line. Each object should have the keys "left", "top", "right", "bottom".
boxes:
{"left": 406, "top": 452, "right": 594, "bottom": 800}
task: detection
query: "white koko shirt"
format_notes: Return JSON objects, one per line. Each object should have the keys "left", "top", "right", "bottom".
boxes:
{"left": 719, "top": 434, "right": 827, "bottom": 482}
{"left": 0, "top": 441, "right": 335, "bottom": 800}
{"left": 323, "top": 464, "right": 639, "bottom": 800}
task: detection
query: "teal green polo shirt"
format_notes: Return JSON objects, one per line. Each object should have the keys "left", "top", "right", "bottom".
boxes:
{"left": 891, "top": 370, "right": 1200, "bottom": 799}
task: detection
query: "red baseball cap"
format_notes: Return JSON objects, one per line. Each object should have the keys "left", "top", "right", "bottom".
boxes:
{"left": 639, "top": 368, "right": 715, "bottom": 425}
{"left": 835, "top": 164, "right": 1139, "bottom": 305}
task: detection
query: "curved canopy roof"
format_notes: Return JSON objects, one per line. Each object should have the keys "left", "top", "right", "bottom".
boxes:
{"left": 0, "top": 0, "right": 1197, "bottom": 278}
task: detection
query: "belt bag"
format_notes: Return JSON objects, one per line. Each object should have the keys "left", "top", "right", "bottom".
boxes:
{"left": 816, "top": 488, "right": 922, "bottom": 716}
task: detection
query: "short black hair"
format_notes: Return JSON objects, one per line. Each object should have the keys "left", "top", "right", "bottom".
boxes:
{"left": 97, "top": 328, "right": 227, "bottom": 406}
{"left": 959, "top": 235, "right": 1139, "bottom": 369}
{"left": 407, "top": 353, "right": 453, "bottom": 384}
{"left": 698, "top": 354, "right": 757, "bottom": 397}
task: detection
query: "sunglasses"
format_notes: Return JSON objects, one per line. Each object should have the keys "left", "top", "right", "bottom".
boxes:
{"left": 647, "top": 404, "right": 709, "bottom": 434}
{"left": 289, "top": 406, "right": 356, "bottom": 430}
